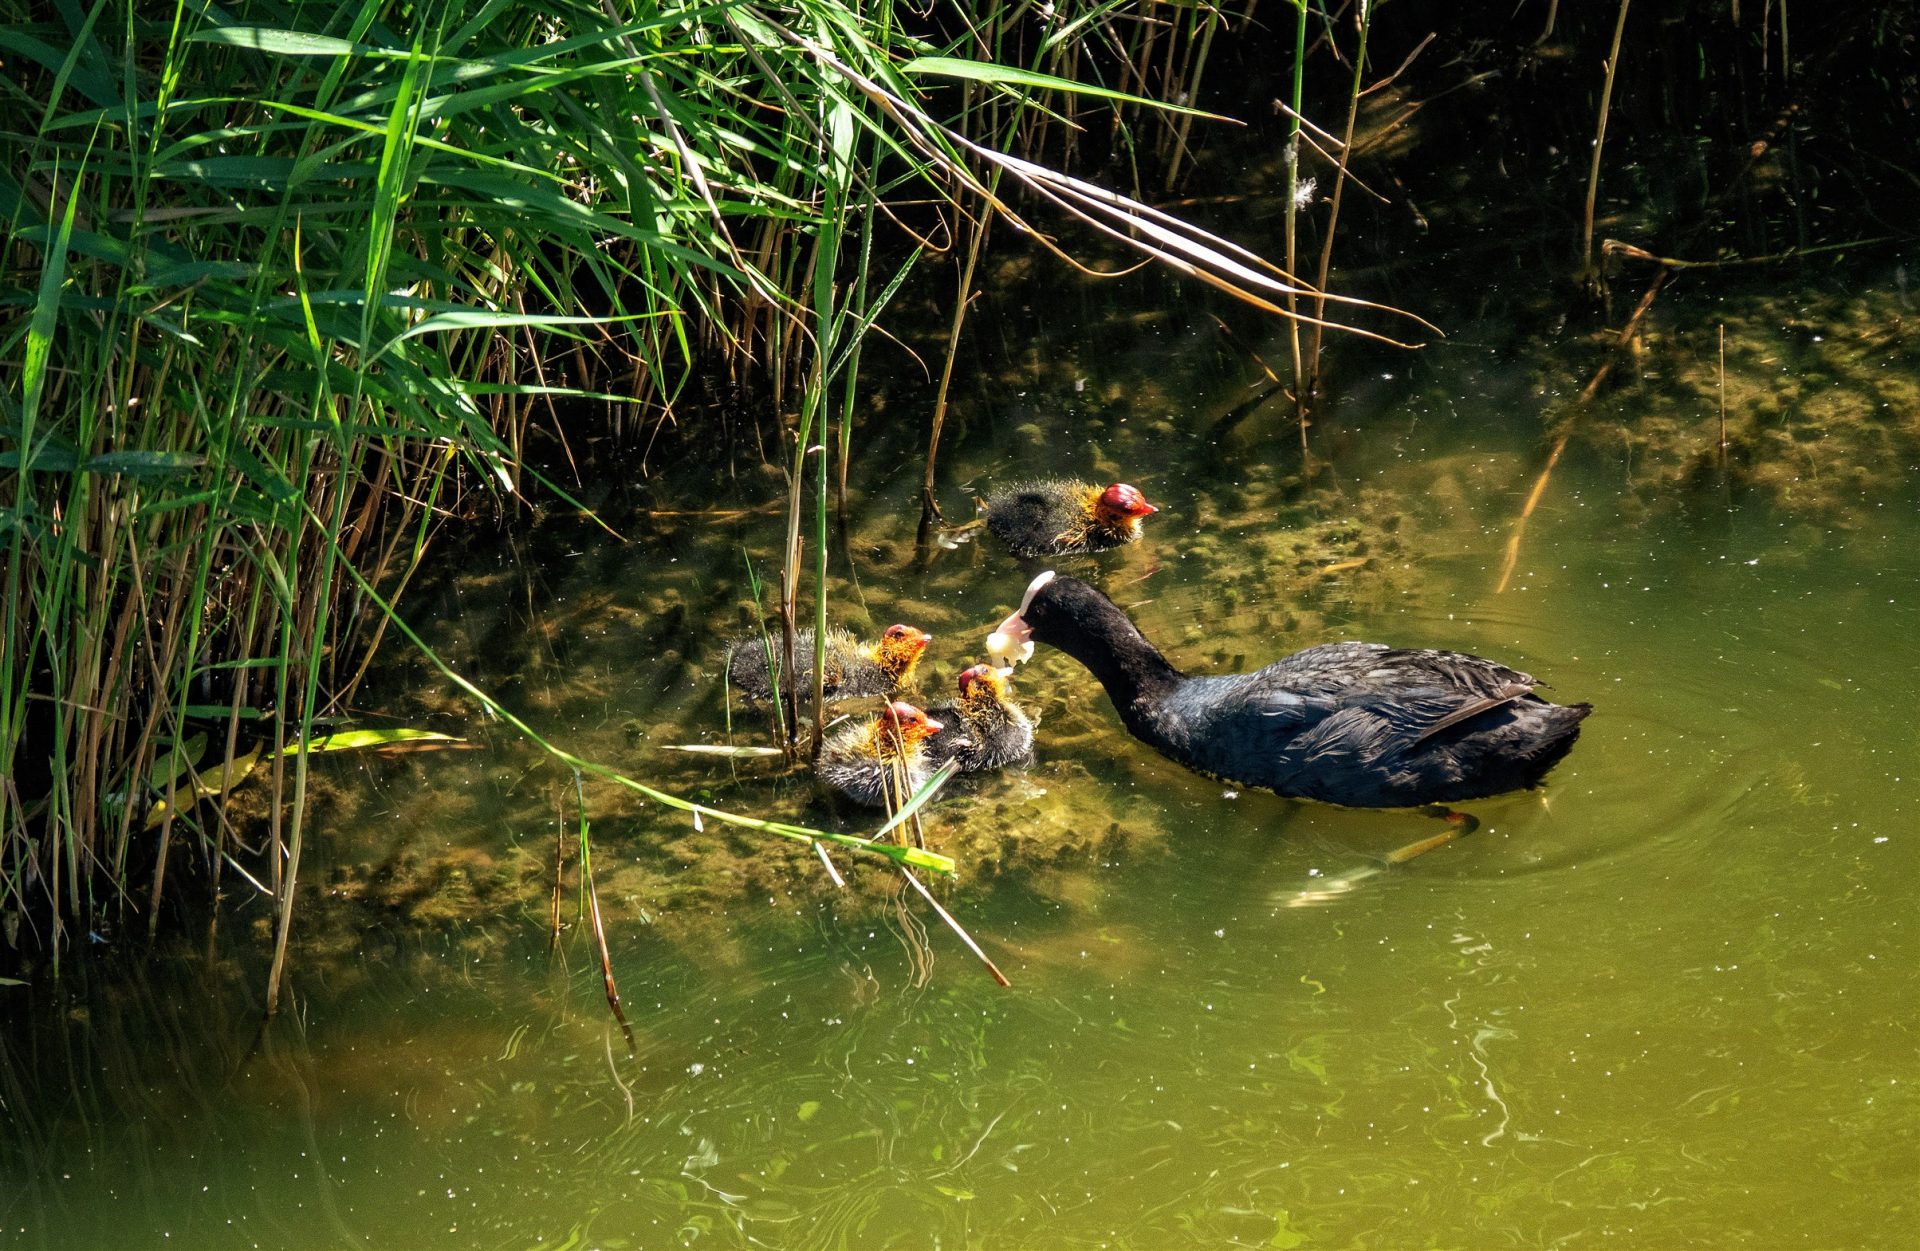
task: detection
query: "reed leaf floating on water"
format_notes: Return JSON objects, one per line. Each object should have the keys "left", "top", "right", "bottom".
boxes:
{"left": 278, "top": 728, "right": 466, "bottom": 756}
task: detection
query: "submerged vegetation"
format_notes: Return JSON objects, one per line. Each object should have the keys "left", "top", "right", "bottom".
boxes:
{"left": 3, "top": 0, "right": 1915, "bottom": 993}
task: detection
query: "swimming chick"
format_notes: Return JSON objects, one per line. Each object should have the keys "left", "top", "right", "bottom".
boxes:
{"left": 726, "top": 623, "right": 930, "bottom": 706}
{"left": 925, "top": 663, "right": 1035, "bottom": 773}
{"left": 983, "top": 481, "right": 1158, "bottom": 557}
{"left": 817, "top": 701, "right": 946, "bottom": 809}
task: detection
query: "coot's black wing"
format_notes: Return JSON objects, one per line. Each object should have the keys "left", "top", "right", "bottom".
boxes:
{"left": 1294, "top": 645, "right": 1539, "bottom": 746}
{"left": 1159, "top": 643, "right": 1566, "bottom": 806}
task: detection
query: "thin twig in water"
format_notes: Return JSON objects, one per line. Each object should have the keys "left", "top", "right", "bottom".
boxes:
{"left": 900, "top": 868, "right": 1012, "bottom": 988}
{"left": 920, "top": 216, "right": 991, "bottom": 537}
{"left": 1603, "top": 235, "right": 1894, "bottom": 270}
{"left": 1267, "top": 97, "right": 1348, "bottom": 151}
{"left": 1495, "top": 269, "right": 1668, "bottom": 593}
{"left": 1718, "top": 323, "right": 1728, "bottom": 472}
{"left": 1361, "top": 31, "right": 1436, "bottom": 97}
{"left": 1579, "top": 0, "right": 1634, "bottom": 287}
{"left": 574, "top": 770, "right": 636, "bottom": 1054}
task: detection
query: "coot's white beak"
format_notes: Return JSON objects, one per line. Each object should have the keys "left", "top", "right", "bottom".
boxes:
{"left": 986, "top": 571, "right": 1055, "bottom": 667}
{"left": 986, "top": 616, "right": 1031, "bottom": 667}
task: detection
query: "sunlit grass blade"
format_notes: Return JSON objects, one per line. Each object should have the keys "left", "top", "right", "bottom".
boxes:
{"left": 869, "top": 759, "right": 959, "bottom": 846}
{"left": 145, "top": 744, "right": 263, "bottom": 831}
{"left": 277, "top": 728, "right": 466, "bottom": 754}
{"left": 902, "top": 55, "right": 1234, "bottom": 121}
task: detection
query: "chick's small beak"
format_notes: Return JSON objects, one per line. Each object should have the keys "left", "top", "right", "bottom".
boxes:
{"left": 1135, "top": 500, "right": 1160, "bottom": 516}
{"left": 922, "top": 715, "right": 945, "bottom": 734}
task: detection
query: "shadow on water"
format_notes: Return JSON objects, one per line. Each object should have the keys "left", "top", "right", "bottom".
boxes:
{"left": 5, "top": 259, "right": 1919, "bottom": 1248}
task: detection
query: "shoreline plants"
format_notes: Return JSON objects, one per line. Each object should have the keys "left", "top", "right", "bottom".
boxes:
{"left": 2, "top": 0, "right": 1379, "bottom": 982}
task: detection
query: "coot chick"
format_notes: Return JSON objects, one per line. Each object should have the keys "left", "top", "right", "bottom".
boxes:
{"left": 818, "top": 701, "right": 945, "bottom": 809}
{"left": 984, "top": 481, "right": 1158, "bottom": 557}
{"left": 925, "top": 664, "right": 1035, "bottom": 772}
{"left": 987, "top": 572, "right": 1589, "bottom": 808}
{"left": 726, "top": 624, "right": 930, "bottom": 706}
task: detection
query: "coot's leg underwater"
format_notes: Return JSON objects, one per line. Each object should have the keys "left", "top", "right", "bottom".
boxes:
{"left": 1281, "top": 806, "right": 1483, "bottom": 908}
{"left": 1382, "top": 807, "right": 1481, "bottom": 865}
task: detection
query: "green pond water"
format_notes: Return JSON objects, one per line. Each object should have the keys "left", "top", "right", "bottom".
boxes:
{"left": 5, "top": 265, "right": 1918, "bottom": 1249}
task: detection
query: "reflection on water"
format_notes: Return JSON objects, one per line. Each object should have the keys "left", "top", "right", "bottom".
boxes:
{"left": 4, "top": 266, "right": 1918, "bottom": 1249}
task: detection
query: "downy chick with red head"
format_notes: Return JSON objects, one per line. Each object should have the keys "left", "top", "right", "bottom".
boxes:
{"left": 818, "top": 701, "right": 947, "bottom": 809}
{"left": 726, "top": 623, "right": 930, "bottom": 707}
{"left": 925, "top": 663, "right": 1035, "bottom": 773}
{"left": 983, "top": 481, "right": 1158, "bottom": 558}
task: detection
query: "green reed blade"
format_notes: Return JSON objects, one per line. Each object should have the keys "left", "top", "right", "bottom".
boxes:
{"left": 870, "top": 760, "right": 959, "bottom": 847}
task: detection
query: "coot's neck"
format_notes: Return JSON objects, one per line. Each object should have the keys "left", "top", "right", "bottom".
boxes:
{"left": 1037, "top": 598, "right": 1184, "bottom": 720}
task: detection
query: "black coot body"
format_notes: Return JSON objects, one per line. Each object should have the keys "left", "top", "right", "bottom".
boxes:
{"left": 993, "top": 574, "right": 1589, "bottom": 808}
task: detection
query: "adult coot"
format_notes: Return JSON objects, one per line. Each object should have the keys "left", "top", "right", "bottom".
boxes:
{"left": 987, "top": 572, "right": 1588, "bottom": 808}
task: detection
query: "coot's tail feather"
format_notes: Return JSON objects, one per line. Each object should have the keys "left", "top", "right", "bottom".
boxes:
{"left": 1419, "top": 699, "right": 1589, "bottom": 801}
{"left": 1512, "top": 701, "right": 1591, "bottom": 786}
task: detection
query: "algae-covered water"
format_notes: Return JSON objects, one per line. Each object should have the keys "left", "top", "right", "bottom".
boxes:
{"left": 5, "top": 263, "right": 1918, "bottom": 1248}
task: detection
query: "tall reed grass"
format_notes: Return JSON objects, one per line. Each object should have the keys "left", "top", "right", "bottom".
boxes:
{"left": 0, "top": 0, "right": 1332, "bottom": 975}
